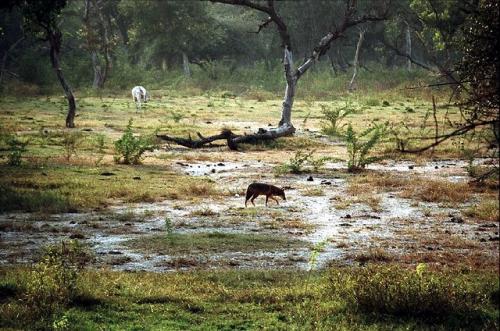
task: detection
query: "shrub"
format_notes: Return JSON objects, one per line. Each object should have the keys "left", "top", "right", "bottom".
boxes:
{"left": 114, "top": 119, "right": 157, "bottom": 164}
{"left": 344, "top": 123, "right": 386, "bottom": 172}
{"left": 321, "top": 101, "right": 356, "bottom": 136}
{"left": 274, "top": 150, "right": 329, "bottom": 175}
{"left": 25, "top": 241, "right": 92, "bottom": 326}
{"left": 328, "top": 264, "right": 491, "bottom": 321}
{"left": 61, "top": 131, "right": 83, "bottom": 161}
{"left": 94, "top": 134, "right": 106, "bottom": 166}
{"left": 2, "top": 134, "right": 28, "bottom": 166}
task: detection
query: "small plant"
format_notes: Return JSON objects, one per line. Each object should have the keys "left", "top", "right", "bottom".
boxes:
{"left": 344, "top": 123, "right": 386, "bottom": 172}
{"left": 308, "top": 240, "right": 327, "bottom": 271}
{"left": 321, "top": 101, "right": 356, "bottom": 136}
{"left": 364, "top": 98, "right": 380, "bottom": 107}
{"left": 274, "top": 150, "right": 331, "bottom": 175}
{"left": 170, "top": 111, "right": 185, "bottom": 123}
{"left": 4, "top": 135, "right": 28, "bottom": 166}
{"left": 94, "top": 134, "right": 106, "bottom": 166}
{"left": 61, "top": 131, "right": 83, "bottom": 161}
{"left": 164, "top": 217, "right": 174, "bottom": 238}
{"left": 114, "top": 119, "right": 157, "bottom": 164}
{"left": 382, "top": 100, "right": 390, "bottom": 107}
{"left": 273, "top": 150, "right": 310, "bottom": 175}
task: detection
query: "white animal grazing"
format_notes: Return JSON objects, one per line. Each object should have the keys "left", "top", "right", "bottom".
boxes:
{"left": 131, "top": 86, "right": 149, "bottom": 111}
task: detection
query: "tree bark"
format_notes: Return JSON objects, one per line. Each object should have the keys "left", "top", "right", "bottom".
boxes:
{"left": 91, "top": 51, "right": 104, "bottom": 89}
{"left": 48, "top": 30, "right": 77, "bottom": 128}
{"left": 182, "top": 52, "right": 191, "bottom": 77}
{"left": 278, "top": 47, "right": 295, "bottom": 130}
{"left": 97, "top": 2, "right": 112, "bottom": 87}
{"left": 0, "top": 36, "right": 24, "bottom": 87}
{"left": 85, "top": 0, "right": 112, "bottom": 89}
{"left": 348, "top": 28, "right": 365, "bottom": 92}
{"left": 405, "top": 21, "right": 412, "bottom": 71}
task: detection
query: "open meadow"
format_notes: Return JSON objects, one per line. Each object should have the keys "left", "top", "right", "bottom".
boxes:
{"left": 1, "top": 0, "right": 499, "bottom": 329}
{"left": 1, "top": 85, "right": 498, "bottom": 329}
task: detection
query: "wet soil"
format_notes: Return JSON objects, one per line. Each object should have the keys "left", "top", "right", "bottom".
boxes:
{"left": 0, "top": 158, "right": 498, "bottom": 271}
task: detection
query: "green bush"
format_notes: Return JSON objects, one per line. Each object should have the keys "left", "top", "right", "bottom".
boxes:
{"left": 344, "top": 123, "right": 386, "bottom": 172}
{"left": 25, "top": 241, "right": 92, "bottom": 327}
{"left": 114, "top": 119, "right": 157, "bottom": 164}
{"left": 328, "top": 264, "right": 492, "bottom": 321}
{"left": 1, "top": 133, "right": 28, "bottom": 166}
{"left": 321, "top": 101, "right": 356, "bottom": 136}
{"left": 61, "top": 131, "right": 83, "bottom": 161}
{"left": 274, "top": 150, "right": 329, "bottom": 175}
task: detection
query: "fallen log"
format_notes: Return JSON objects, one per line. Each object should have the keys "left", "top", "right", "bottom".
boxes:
{"left": 156, "top": 125, "right": 295, "bottom": 150}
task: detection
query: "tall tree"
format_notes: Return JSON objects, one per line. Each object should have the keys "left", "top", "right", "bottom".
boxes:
{"left": 2, "top": 0, "right": 77, "bottom": 128}
{"left": 158, "top": 0, "right": 388, "bottom": 149}
{"left": 82, "top": 0, "right": 116, "bottom": 89}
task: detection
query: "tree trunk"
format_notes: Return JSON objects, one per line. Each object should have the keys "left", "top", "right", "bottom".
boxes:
{"left": 48, "top": 30, "right": 76, "bottom": 128}
{"left": 405, "top": 21, "right": 412, "bottom": 71}
{"left": 182, "top": 52, "right": 191, "bottom": 77}
{"left": 158, "top": 0, "right": 386, "bottom": 149}
{"left": 97, "top": 4, "right": 112, "bottom": 86}
{"left": 91, "top": 51, "right": 104, "bottom": 89}
{"left": 348, "top": 28, "right": 366, "bottom": 92}
{"left": 0, "top": 36, "right": 24, "bottom": 87}
{"left": 278, "top": 47, "right": 295, "bottom": 130}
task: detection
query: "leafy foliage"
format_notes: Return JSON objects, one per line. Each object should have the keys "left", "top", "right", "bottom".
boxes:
{"left": 25, "top": 241, "right": 91, "bottom": 327}
{"left": 321, "top": 100, "right": 356, "bottom": 136}
{"left": 93, "top": 133, "right": 106, "bottom": 166}
{"left": 274, "top": 150, "right": 329, "bottom": 175}
{"left": 114, "top": 119, "right": 157, "bottom": 164}
{"left": 61, "top": 131, "right": 82, "bottom": 161}
{"left": 2, "top": 134, "right": 28, "bottom": 166}
{"left": 329, "top": 264, "right": 492, "bottom": 320}
{"left": 344, "top": 123, "right": 386, "bottom": 172}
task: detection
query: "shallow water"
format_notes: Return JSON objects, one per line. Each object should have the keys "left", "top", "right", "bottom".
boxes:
{"left": 0, "top": 159, "right": 497, "bottom": 271}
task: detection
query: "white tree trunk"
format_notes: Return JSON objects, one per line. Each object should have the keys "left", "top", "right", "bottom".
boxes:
{"left": 278, "top": 47, "right": 295, "bottom": 131}
{"left": 182, "top": 52, "right": 191, "bottom": 77}
{"left": 348, "top": 28, "right": 366, "bottom": 92}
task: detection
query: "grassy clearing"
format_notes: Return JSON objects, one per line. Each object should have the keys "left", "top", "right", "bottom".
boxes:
{"left": 347, "top": 172, "right": 483, "bottom": 205}
{"left": 399, "top": 179, "right": 472, "bottom": 204}
{"left": 0, "top": 164, "right": 219, "bottom": 213}
{"left": 0, "top": 264, "right": 497, "bottom": 330}
{"left": 125, "top": 232, "right": 307, "bottom": 255}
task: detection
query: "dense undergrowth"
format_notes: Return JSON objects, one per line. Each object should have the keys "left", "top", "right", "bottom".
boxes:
{"left": 0, "top": 258, "right": 498, "bottom": 330}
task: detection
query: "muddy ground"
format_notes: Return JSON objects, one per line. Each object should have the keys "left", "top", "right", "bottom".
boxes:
{"left": 1, "top": 153, "right": 498, "bottom": 272}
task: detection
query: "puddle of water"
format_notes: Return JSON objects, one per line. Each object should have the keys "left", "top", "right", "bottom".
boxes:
{"left": 0, "top": 159, "right": 497, "bottom": 271}
{"left": 175, "top": 160, "right": 265, "bottom": 177}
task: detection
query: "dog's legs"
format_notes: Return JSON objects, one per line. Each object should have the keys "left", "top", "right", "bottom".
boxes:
{"left": 250, "top": 194, "right": 258, "bottom": 206}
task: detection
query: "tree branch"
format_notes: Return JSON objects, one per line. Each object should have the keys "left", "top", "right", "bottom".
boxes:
{"left": 400, "top": 120, "right": 498, "bottom": 153}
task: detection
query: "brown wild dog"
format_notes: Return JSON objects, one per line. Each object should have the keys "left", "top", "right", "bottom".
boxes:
{"left": 245, "top": 183, "right": 286, "bottom": 207}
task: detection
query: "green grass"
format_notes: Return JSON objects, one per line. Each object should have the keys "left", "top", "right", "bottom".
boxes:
{"left": 0, "top": 265, "right": 498, "bottom": 330}
{"left": 125, "top": 232, "right": 308, "bottom": 255}
{"left": 0, "top": 164, "right": 220, "bottom": 213}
